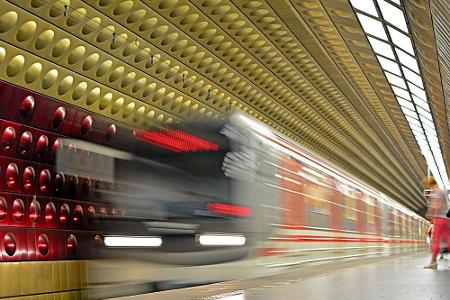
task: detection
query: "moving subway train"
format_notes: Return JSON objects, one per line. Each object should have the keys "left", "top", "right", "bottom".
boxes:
{"left": 0, "top": 81, "right": 428, "bottom": 299}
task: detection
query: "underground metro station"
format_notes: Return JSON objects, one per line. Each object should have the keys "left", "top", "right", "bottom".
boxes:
{"left": 0, "top": 0, "right": 449, "bottom": 299}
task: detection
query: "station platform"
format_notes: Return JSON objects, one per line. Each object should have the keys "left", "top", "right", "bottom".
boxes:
{"left": 114, "top": 252, "right": 450, "bottom": 300}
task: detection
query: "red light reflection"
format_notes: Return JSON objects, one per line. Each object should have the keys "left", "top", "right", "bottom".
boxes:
{"left": 12, "top": 198, "right": 25, "bottom": 222}
{"left": 37, "top": 233, "right": 49, "bottom": 256}
{"left": 0, "top": 196, "right": 6, "bottom": 221}
{"left": 60, "top": 203, "right": 70, "bottom": 224}
{"left": 2, "top": 126, "right": 16, "bottom": 150}
{"left": 29, "top": 200, "right": 40, "bottom": 224}
{"left": 134, "top": 128, "right": 219, "bottom": 152}
{"left": 6, "top": 163, "right": 19, "bottom": 188}
{"left": 45, "top": 202, "right": 56, "bottom": 223}
{"left": 67, "top": 234, "right": 77, "bottom": 254}
{"left": 19, "top": 131, "right": 33, "bottom": 155}
{"left": 19, "top": 95, "right": 35, "bottom": 118}
{"left": 23, "top": 166, "right": 35, "bottom": 190}
{"left": 207, "top": 202, "right": 252, "bottom": 217}
{"left": 73, "top": 204, "right": 83, "bottom": 224}
{"left": 4, "top": 232, "right": 16, "bottom": 256}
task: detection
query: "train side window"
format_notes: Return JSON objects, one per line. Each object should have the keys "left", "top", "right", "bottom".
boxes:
{"left": 344, "top": 196, "right": 357, "bottom": 220}
{"left": 299, "top": 166, "right": 330, "bottom": 215}
{"left": 336, "top": 181, "right": 357, "bottom": 220}
{"left": 303, "top": 182, "right": 330, "bottom": 214}
{"left": 365, "top": 195, "right": 376, "bottom": 225}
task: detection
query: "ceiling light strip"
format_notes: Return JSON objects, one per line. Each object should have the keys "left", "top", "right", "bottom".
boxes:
{"left": 350, "top": 0, "right": 450, "bottom": 189}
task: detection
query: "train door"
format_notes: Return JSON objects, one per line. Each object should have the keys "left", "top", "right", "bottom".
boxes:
{"left": 278, "top": 156, "right": 306, "bottom": 227}
{"left": 380, "top": 202, "right": 388, "bottom": 237}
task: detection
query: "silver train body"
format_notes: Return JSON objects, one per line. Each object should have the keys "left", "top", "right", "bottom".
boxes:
{"left": 85, "top": 113, "right": 428, "bottom": 298}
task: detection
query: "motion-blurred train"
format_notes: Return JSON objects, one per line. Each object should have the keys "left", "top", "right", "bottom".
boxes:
{"left": 0, "top": 81, "right": 428, "bottom": 299}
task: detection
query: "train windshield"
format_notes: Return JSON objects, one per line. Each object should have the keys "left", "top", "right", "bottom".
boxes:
{"left": 115, "top": 122, "right": 235, "bottom": 220}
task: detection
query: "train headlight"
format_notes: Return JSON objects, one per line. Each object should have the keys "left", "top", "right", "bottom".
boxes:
{"left": 103, "top": 235, "right": 163, "bottom": 247}
{"left": 198, "top": 234, "right": 246, "bottom": 246}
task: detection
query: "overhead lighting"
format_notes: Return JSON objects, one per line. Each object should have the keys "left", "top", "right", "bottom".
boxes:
{"left": 411, "top": 95, "right": 429, "bottom": 110}
{"left": 405, "top": 116, "right": 421, "bottom": 127}
{"left": 400, "top": 106, "right": 418, "bottom": 119}
{"left": 402, "top": 67, "right": 423, "bottom": 88}
{"left": 103, "top": 235, "right": 163, "bottom": 247}
{"left": 396, "top": 97, "right": 414, "bottom": 110}
{"left": 350, "top": 0, "right": 379, "bottom": 17}
{"left": 407, "top": 83, "right": 426, "bottom": 100}
{"left": 417, "top": 106, "right": 431, "bottom": 118}
{"left": 198, "top": 234, "right": 246, "bottom": 246}
{"left": 368, "top": 36, "right": 395, "bottom": 59}
{"left": 391, "top": 86, "right": 410, "bottom": 99}
{"left": 394, "top": 48, "right": 420, "bottom": 73}
{"left": 387, "top": 26, "right": 414, "bottom": 55}
{"left": 378, "top": 0, "right": 408, "bottom": 32}
{"left": 408, "top": 123, "right": 423, "bottom": 134}
{"left": 376, "top": 56, "right": 401, "bottom": 75}
{"left": 384, "top": 72, "right": 406, "bottom": 88}
{"left": 419, "top": 116, "right": 435, "bottom": 129}
{"left": 357, "top": 13, "right": 388, "bottom": 40}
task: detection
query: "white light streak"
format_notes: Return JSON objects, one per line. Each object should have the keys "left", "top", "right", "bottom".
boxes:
{"left": 198, "top": 234, "right": 246, "bottom": 246}
{"left": 104, "top": 236, "right": 162, "bottom": 247}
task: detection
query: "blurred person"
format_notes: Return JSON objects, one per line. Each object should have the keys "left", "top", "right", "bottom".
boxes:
{"left": 426, "top": 221, "right": 433, "bottom": 247}
{"left": 424, "top": 177, "right": 450, "bottom": 269}
{"left": 426, "top": 221, "right": 445, "bottom": 259}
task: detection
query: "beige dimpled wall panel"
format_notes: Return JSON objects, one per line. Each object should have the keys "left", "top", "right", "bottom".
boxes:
{"left": 0, "top": 260, "right": 86, "bottom": 298}
{"left": 0, "top": 0, "right": 437, "bottom": 211}
{"left": 135, "top": 0, "right": 424, "bottom": 206}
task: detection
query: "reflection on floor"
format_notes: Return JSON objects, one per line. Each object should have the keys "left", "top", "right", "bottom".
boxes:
{"left": 113, "top": 252, "right": 449, "bottom": 300}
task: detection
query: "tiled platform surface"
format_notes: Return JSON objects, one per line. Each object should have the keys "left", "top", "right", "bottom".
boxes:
{"left": 116, "top": 251, "right": 450, "bottom": 300}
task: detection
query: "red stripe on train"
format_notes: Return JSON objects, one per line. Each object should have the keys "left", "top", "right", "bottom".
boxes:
{"left": 274, "top": 235, "right": 425, "bottom": 244}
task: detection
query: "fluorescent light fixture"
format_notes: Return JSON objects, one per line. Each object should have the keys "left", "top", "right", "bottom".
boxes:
{"left": 198, "top": 234, "right": 246, "bottom": 246}
{"left": 408, "top": 123, "right": 423, "bottom": 133}
{"left": 411, "top": 127, "right": 425, "bottom": 136}
{"left": 400, "top": 106, "right": 418, "bottom": 119}
{"left": 413, "top": 133, "right": 426, "bottom": 142}
{"left": 427, "top": 134, "right": 439, "bottom": 143}
{"left": 405, "top": 116, "right": 421, "bottom": 127}
{"left": 408, "top": 83, "right": 426, "bottom": 100}
{"left": 391, "top": 86, "right": 410, "bottom": 99}
{"left": 377, "top": 56, "right": 401, "bottom": 75}
{"left": 104, "top": 235, "right": 162, "bottom": 247}
{"left": 357, "top": 13, "right": 388, "bottom": 40}
{"left": 384, "top": 72, "right": 406, "bottom": 88}
{"left": 402, "top": 67, "right": 423, "bottom": 88}
{"left": 378, "top": 0, "right": 408, "bottom": 32}
{"left": 368, "top": 37, "right": 395, "bottom": 59}
{"left": 423, "top": 123, "right": 437, "bottom": 135}
{"left": 418, "top": 112, "right": 433, "bottom": 124}
{"left": 395, "top": 48, "right": 419, "bottom": 73}
{"left": 416, "top": 106, "right": 430, "bottom": 118}
{"left": 428, "top": 136, "right": 439, "bottom": 145}
{"left": 411, "top": 94, "right": 430, "bottom": 110}
{"left": 350, "top": 0, "right": 379, "bottom": 16}
{"left": 388, "top": 27, "right": 414, "bottom": 55}
{"left": 396, "top": 97, "right": 414, "bottom": 110}
{"left": 424, "top": 128, "right": 437, "bottom": 138}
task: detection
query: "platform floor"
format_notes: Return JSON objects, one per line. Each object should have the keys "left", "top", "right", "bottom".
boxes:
{"left": 117, "top": 251, "right": 450, "bottom": 300}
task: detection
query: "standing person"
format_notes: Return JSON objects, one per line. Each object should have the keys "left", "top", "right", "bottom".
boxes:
{"left": 424, "top": 177, "right": 450, "bottom": 269}
{"left": 427, "top": 221, "right": 433, "bottom": 247}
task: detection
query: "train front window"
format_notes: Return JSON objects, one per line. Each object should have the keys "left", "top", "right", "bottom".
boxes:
{"left": 119, "top": 125, "right": 235, "bottom": 219}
